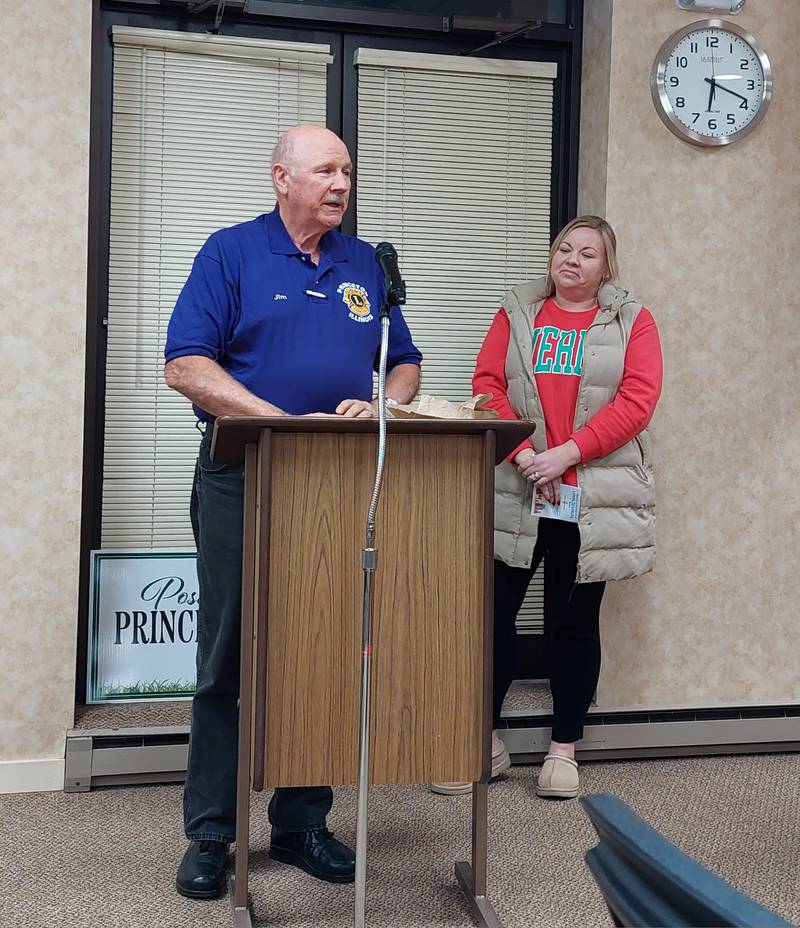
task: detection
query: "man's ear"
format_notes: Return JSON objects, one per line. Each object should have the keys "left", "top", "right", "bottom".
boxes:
{"left": 272, "top": 163, "right": 289, "bottom": 196}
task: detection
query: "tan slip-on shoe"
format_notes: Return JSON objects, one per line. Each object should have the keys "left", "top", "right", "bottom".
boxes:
{"left": 430, "top": 734, "right": 511, "bottom": 795}
{"left": 491, "top": 732, "right": 511, "bottom": 778}
{"left": 536, "top": 753, "right": 579, "bottom": 799}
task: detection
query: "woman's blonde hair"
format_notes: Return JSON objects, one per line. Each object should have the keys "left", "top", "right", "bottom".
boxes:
{"left": 545, "top": 215, "right": 619, "bottom": 297}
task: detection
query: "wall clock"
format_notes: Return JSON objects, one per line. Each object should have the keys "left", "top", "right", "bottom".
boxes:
{"left": 651, "top": 19, "right": 772, "bottom": 146}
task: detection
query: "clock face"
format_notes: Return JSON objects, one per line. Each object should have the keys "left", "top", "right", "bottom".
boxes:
{"left": 651, "top": 20, "right": 773, "bottom": 146}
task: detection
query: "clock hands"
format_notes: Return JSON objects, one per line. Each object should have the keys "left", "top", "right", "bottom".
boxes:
{"left": 705, "top": 37, "right": 718, "bottom": 112}
{"left": 704, "top": 77, "right": 748, "bottom": 105}
{"left": 706, "top": 76, "right": 716, "bottom": 112}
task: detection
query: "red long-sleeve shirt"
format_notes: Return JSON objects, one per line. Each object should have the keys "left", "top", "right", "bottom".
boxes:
{"left": 473, "top": 298, "right": 663, "bottom": 486}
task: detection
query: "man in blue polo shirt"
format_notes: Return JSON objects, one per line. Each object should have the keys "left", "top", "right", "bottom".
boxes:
{"left": 165, "top": 124, "right": 421, "bottom": 900}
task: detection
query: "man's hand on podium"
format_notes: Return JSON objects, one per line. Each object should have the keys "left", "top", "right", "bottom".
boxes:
{"left": 301, "top": 401, "right": 375, "bottom": 417}
{"left": 335, "top": 399, "right": 377, "bottom": 418}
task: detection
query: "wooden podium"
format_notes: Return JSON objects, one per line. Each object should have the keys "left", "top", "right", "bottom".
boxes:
{"left": 211, "top": 415, "right": 534, "bottom": 927}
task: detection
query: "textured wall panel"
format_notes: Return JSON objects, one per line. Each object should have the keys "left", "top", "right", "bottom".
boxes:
{"left": 0, "top": 0, "right": 92, "bottom": 768}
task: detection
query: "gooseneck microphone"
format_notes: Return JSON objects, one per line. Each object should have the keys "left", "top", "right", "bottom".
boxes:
{"left": 374, "top": 241, "right": 407, "bottom": 307}
{"left": 356, "top": 241, "right": 406, "bottom": 927}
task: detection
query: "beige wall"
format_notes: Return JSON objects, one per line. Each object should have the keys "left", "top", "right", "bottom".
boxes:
{"left": 580, "top": 0, "right": 800, "bottom": 709}
{"left": 578, "top": 0, "right": 613, "bottom": 218}
{"left": 0, "top": 0, "right": 92, "bottom": 789}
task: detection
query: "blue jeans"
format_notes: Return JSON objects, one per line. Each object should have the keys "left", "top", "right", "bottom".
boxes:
{"left": 183, "top": 427, "right": 333, "bottom": 843}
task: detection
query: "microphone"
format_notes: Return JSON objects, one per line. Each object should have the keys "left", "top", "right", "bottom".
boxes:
{"left": 374, "top": 241, "right": 407, "bottom": 307}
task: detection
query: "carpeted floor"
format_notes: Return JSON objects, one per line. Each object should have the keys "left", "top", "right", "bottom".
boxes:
{"left": 2, "top": 753, "right": 798, "bottom": 928}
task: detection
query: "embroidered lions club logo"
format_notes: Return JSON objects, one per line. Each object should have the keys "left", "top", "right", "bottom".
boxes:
{"left": 337, "top": 282, "right": 373, "bottom": 323}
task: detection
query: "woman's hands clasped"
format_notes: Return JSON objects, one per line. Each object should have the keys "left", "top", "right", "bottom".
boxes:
{"left": 513, "top": 440, "right": 582, "bottom": 505}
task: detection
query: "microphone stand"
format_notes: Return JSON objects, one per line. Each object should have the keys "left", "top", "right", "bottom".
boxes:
{"left": 354, "top": 300, "right": 392, "bottom": 928}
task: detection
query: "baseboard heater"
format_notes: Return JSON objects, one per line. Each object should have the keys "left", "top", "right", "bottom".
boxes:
{"left": 499, "top": 704, "right": 800, "bottom": 762}
{"left": 64, "top": 706, "right": 800, "bottom": 792}
{"left": 64, "top": 725, "right": 190, "bottom": 792}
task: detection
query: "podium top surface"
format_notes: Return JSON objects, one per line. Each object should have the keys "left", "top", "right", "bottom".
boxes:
{"left": 211, "top": 415, "right": 534, "bottom": 465}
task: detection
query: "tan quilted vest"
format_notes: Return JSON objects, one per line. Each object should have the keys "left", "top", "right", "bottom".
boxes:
{"left": 494, "top": 278, "right": 656, "bottom": 583}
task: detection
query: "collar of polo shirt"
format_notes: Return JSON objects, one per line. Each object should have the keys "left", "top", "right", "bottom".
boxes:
{"left": 265, "top": 207, "right": 348, "bottom": 264}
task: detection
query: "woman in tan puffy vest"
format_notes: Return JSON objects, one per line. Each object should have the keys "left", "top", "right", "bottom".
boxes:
{"left": 432, "top": 216, "right": 662, "bottom": 799}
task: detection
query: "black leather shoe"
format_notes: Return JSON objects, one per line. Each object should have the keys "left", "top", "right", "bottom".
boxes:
{"left": 269, "top": 827, "right": 355, "bottom": 883}
{"left": 176, "top": 839, "right": 230, "bottom": 899}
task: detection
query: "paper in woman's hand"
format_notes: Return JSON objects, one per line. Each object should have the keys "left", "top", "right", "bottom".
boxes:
{"left": 533, "top": 484, "right": 581, "bottom": 523}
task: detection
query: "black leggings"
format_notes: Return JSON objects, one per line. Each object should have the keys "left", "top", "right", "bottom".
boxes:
{"left": 493, "top": 519, "right": 605, "bottom": 743}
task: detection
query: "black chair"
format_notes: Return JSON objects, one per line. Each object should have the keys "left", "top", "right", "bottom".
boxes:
{"left": 580, "top": 793, "right": 794, "bottom": 928}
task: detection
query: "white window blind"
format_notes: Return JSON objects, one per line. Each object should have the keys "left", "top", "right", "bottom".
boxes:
{"left": 102, "top": 27, "right": 331, "bottom": 548}
{"left": 355, "top": 48, "right": 556, "bottom": 634}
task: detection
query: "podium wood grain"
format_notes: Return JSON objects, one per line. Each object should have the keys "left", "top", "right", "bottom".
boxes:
{"left": 259, "top": 431, "right": 484, "bottom": 786}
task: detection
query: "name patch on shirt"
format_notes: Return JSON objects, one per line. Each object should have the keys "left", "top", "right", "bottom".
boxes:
{"left": 338, "top": 282, "right": 373, "bottom": 324}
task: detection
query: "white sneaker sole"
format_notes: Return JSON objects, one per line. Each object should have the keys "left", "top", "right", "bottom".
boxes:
{"left": 430, "top": 744, "right": 511, "bottom": 795}
{"left": 535, "top": 785, "right": 579, "bottom": 799}
{"left": 429, "top": 781, "right": 472, "bottom": 796}
{"left": 492, "top": 746, "right": 511, "bottom": 778}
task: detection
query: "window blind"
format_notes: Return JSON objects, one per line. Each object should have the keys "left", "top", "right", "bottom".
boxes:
{"left": 101, "top": 27, "right": 331, "bottom": 548}
{"left": 355, "top": 48, "right": 556, "bottom": 633}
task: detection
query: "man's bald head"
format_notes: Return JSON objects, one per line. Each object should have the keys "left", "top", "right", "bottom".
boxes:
{"left": 271, "top": 125, "right": 352, "bottom": 235}
{"left": 271, "top": 125, "right": 349, "bottom": 176}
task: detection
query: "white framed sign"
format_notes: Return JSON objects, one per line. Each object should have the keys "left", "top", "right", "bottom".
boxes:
{"left": 87, "top": 550, "right": 199, "bottom": 703}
